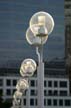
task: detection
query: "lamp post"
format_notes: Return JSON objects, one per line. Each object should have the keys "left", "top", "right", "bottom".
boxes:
{"left": 19, "top": 58, "right": 37, "bottom": 108}
{"left": 16, "top": 78, "right": 29, "bottom": 108}
{"left": 11, "top": 58, "right": 37, "bottom": 108}
{"left": 26, "top": 11, "right": 54, "bottom": 108}
{"left": 16, "top": 78, "right": 29, "bottom": 93}
{"left": 20, "top": 58, "right": 37, "bottom": 77}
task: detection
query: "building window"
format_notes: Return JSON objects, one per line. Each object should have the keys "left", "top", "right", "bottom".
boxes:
{"left": 53, "top": 90, "right": 58, "bottom": 96}
{"left": 6, "top": 89, "right": 11, "bottom": 96}
{"left": 35, "top": 99, "right": 37, "bottom": 106}
{"left": 48, "top": 90, "right": 53, "bottom": 96}
{"left": 23, "top": 99, "right": 26, "bottom": 106}
{"left": 47, "top": 99, "right": 51, "bottom": 106}
{"left": 44, "top": 80, "right": 47, "bottom": 87}
{"left": 44, "top": 99, "right": 46, "bottom": 106}
{"left": 30, "top": 90, "right": 37, "bottom": 96}
{"left": 0, "top": 79, "right": 3, "bottom": 86}
{"left": 59, "top": 81, "right": 67, "bottom": 88}
{"left": 53, "top": 99, "right": 57, "bottom": 106}
{"left": 30, "top": 80, "right": 35, "bottom": 87}
{"left": 0, "top": 89, "right": 3, "bottom": 95}
{"left": 59, "top": 90, "right": 67, "bottom": 96}
{"left": 30, "top": 98, "right": 37, "bottom": 106}
{"left": 30, "top": 80, "right": 37, "bottom": 87}
{"left": 44, "top": 90, "right": 48, "bottom": 96}
{"left": 48, "top": 81, "right": 52, "bottom": 87}
{"left": 13, "top": 80, "right": 17, "bottom": 86}
{"left": 6, "top": 79, "right": 11, "bottom": 86}
{"left": 59, "top": 99, "right": 63, "bottom": 106}
{"left": 65, "top": 99, "right": 70, "bottom": 106}
{"left": 30, "top": 99, "right": 34, "bottom": 106}
{"left": 54, "top": 81, "right": 58, "bottom": 87}
{"left": 65, "top": 4, "right": 71, "bottom": 9}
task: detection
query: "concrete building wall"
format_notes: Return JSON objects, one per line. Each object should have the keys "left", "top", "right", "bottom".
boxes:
{"left": 0, "top": 75, "right": 71, "bottom": 107}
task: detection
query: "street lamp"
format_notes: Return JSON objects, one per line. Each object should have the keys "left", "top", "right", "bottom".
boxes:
{"left": 13, "top": 91, "right": 22, "bottom": 102}
{"left": 16, "top": 78, "right": 29, "bottom": 93}
{"left": 11, "top": 58, "right": 37, "bottom": 108}
{"left": 29, "top": 11, "right": 54, "bottom": 36}
{"left": 20, "top": 58, "right": 37, "bottom": 77}
{"left": 26, "top": 27, "right": 48, "bottom": 46}
{"left": 19, "top": 58, "right": 37, "bottom": 108}
{"left": 26, "top": 11, "right": 54, "bottom": 108}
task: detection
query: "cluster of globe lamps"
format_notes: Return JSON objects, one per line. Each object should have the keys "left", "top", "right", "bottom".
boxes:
{"left": 11, "top": 11, "right": 54, "bottom": 108}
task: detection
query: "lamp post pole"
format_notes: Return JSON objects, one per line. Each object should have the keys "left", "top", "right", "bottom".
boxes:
{"left": 36, "top": 46, "right": 44, "bottom": 108}
{"left": 26, "top": 80, "right": 30, "bottom": 108}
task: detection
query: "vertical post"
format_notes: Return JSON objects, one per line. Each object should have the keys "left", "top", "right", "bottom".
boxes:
{"left": 3, "top": 78, "right": 6, "bottom": 100}
{"left": 36, "top": 46, "right": 44, "bottom": 108}
{"left": 21, "top": 96, "right": 23, "bottom": 108}
{"left": 26, "top": 80, "right": 30, "bottom": 108}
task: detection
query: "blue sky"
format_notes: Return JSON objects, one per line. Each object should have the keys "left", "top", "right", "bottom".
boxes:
{"left": 0, "top": 0, "right": 64, "bottom": 67}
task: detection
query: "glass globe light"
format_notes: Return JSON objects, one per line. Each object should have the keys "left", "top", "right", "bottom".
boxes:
{"left": 26, "top": 27, "right": 48, "bottom": 46}
{"left": 29, "top": 11, "right": 54, "bottom": 36}
{"left": 16, "top": 79, "right": 29, "bottom": 92}
{"left": 20, "top": 58, "right": 37, "bottom": 77}
{"left": 13, "top": 91, "right": 22, "bottom": 100}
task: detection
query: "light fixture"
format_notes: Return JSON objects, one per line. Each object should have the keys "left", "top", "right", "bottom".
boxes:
{"left": 16, "top": 78, "right": 29, "bottom": 93}
{"left": 13, "top": 91, "right": 22, "bottom": 100}
{"left": 27, "top": 11, "right": 55, "bottom": 108}
{"left": 26, "top": 27, "right": 48, "bottom": 46}
{"left": 29, "top": 11, "right": 54, "bottom": 36}
{"left": 20, "top": 58, "right": 37, "bottom": 77}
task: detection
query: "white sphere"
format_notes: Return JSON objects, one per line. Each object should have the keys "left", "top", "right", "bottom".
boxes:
{"left": 26, "top": 27, "right": 48, "bottom": 46}
{"left": 20, "top": 58, "right": 37, "bottom": 77}
{"left": 13, "top": 91, "right": 22, "bottom": 100}
{"left": 30, "top": 11, "right": 54, "bottom": 36}
{"left": 16, "top": 79, "right": 29, "bottom": 92}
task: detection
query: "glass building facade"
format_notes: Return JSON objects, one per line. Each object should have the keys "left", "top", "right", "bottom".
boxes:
{"left": 0, "top": 0, "right": 64, "bottom": 67}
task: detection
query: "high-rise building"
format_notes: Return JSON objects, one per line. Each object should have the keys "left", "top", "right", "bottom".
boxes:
{"left": 65, "top": 0, "right": 71, "bottom": 93}
{"left": 0, "top": 0, "right": 64, "bottom": 67}
{"left": 65, "top": 0, "right": 71, "bottom": 57}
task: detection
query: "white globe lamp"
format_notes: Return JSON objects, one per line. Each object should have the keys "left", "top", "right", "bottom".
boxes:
{"left": 29, "top": 11, "right": 54, "bottom": 37}
{"left": 16, "top": 79, "right": 29, "bottom": 93}
{"left": 20, "top": 58, "right": 37, "bottom": 77}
